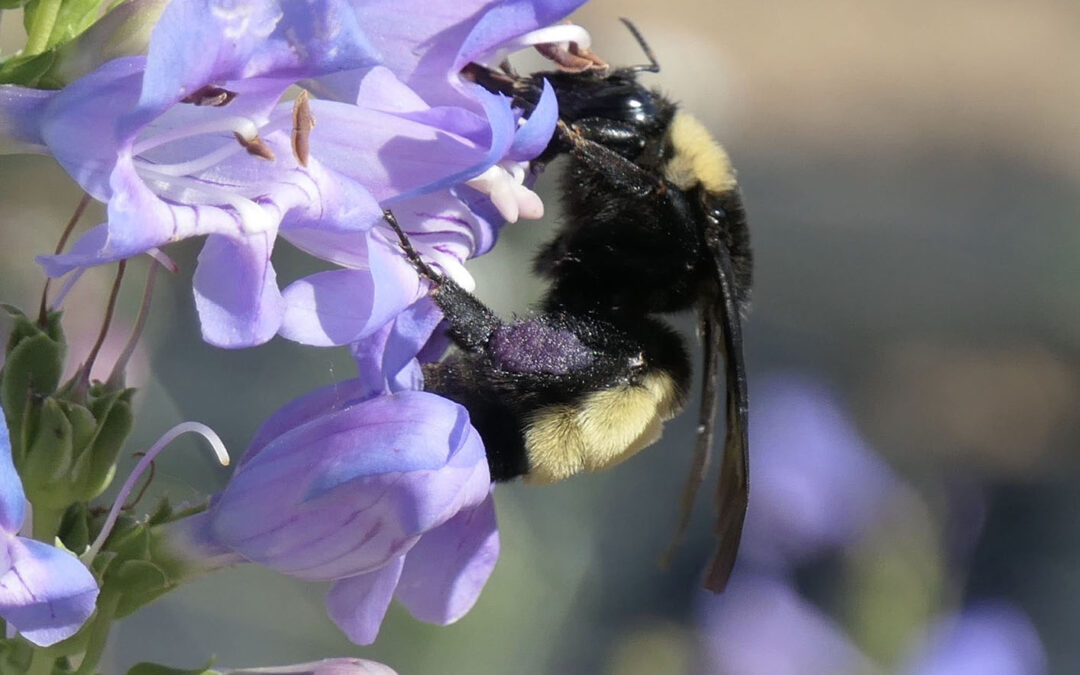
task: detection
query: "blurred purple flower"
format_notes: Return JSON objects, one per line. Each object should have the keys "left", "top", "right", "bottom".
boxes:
{"left": 741, "top": 374, "right": 899, "bottom": 568}
{"left": 901, "top": 602, "right": 1046, "bottom": 675}
{"left": 699, "top": 575, "right": 1046, "bottom": 675}
{"left": 700, "top": 573, "right": 881, "bottom": 675}
{"left": 163, "top": 386, "right": 498, "bottom": 644}
{"left": 0, "top": 417, "right": 99, "bottom": 647}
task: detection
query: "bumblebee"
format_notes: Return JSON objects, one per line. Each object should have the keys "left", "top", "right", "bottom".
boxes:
{"left": 387, "top": 21, "right": 751, "bottom": 592}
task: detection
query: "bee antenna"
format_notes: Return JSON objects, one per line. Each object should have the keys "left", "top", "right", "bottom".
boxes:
{"left": 619, "top": 18, "right": 660, "bottom": 73}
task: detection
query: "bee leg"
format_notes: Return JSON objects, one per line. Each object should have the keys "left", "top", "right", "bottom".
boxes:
{"left": 382, "top": 209, "right": 501, "bottom": 353}
{"left": 557, "top": 121, "right": 662, "bottom": 196}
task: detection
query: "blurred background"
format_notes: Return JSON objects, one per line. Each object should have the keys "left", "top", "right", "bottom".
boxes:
{"left": 2, "top": 0, "right": 1078, "bottom": 672}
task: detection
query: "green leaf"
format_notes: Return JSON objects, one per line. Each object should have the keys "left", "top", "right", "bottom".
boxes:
{"left": 126, "top": 662, "right": 220, "bottom": 675}
{"left": 23, "top": 0, "right": 108, "bottom": 51}
{"left": 0, "top": 0, "right": 32, "bottom": 10}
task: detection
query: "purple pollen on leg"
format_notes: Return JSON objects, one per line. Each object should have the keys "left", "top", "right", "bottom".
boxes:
{"left": 490, "top": 320, "right": 593, "bottom": 374}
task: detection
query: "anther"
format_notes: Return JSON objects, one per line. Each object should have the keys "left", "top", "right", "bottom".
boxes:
{"left": 291, "top": 90, "right": 316, "bottom": 168}
{"left": 234, "top": 132, "right": 276, "bottom": 161}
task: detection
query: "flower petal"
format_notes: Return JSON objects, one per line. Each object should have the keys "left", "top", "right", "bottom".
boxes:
{"left": 0, "top": 537, "right": 98, "bottom": 647}
{"left": 193, "top": 232, "right": 285, "bottom": 348}
{"left": 453, "top": 0, "right": 590, "bottom": 72}
{"left": 209, "top": 391, "right": 486, "bottom": 579}
{"left": 278, "top": 234, "right": 421, "bottom": 347}
{"left": 507, "top": 78, "right": 557, "bottom": 161}
{"left": 0, "top": 84, "right": 52, "bottom": 153}
{"left": 325, "top": 556, "right": 405, "bottom": 645}
{"left": 0, "top": 419, "right": 24, "bottom": 535}
{"left": 351, "top": 297, "right": 447, "bottom": 396}
{"left": 395, "top": 491, "right": 499, "bottom": 625}
{"left": 135, "top": 0, "right": 378, "bottom": 126}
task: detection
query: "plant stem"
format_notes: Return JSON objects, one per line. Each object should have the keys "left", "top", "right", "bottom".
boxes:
{"left": 23, "top": 0, "right": 63, "bottom": 55}
{"left": 72, "top": 591, "right": 120, "bottom": 675}
{"left": 26, "top": 649, "right": 55, "bottom": 675}
{"left": 31, "top": 505, "right": 63, "bottom": 543}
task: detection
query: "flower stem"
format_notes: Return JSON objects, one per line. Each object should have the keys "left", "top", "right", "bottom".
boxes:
{"left": 22, "top": 0, "right": 63, "bottom": 55}
{"left": 31, "top": 505, "right": 63, "bottom": 543}
{"left": 72, "top": 590, "right": 119, "bottom": 675}
{"left": 26, "top": 649, "right": 56, "bottom": 675}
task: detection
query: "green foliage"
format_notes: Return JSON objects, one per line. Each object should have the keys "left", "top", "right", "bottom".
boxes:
{"left": 22, "top": 0, "right": 109, "bottom": 51}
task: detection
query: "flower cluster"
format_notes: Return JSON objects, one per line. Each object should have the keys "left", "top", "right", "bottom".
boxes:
{"left": 0, "top": 0, "right": 594, "bottom": 668}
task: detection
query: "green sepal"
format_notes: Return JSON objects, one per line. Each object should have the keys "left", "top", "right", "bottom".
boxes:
{"left": 91, "top": 504, "right": 184, "bottom": 619}
{"left": 0, "top": 0, "right": 31, "bottom": 10}
{"left": 126, "top": 661, "right": 220, "bottom": 675}
{"left": 1, "top": 307, "right": 66, "bottom": 457}
{"left": 20, "top": 397, "right": 76, "bottom": 508}
{"left": 0, "top": 638, "right": 34, "bottom": 673}
{"left": 74, "top": 384, "right": 135, "bottom": 500}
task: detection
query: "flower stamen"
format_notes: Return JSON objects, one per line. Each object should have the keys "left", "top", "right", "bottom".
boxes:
{"left": 475, "top": 23, "right": 592, "bottom": 68}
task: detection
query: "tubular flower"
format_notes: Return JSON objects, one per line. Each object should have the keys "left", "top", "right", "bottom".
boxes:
{"left": 160, "top": 385, "right": 498, "bottom": 645}
{"left": 2, "top": 0, "right": 383, "bottom": 347}
{"left": 0, "top": 417, "right": 99, "bottom": 647}
{"left": 3, "top": 0, "right": 576, "bottom": 349}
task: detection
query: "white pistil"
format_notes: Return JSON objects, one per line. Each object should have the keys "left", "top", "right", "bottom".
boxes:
{"left": 82, "top": 421, "right": 230, "bottom": 564}
{"left": 132, "top": 115, "right": 264, "bottom": 155}
{"left": 135, "top": 165, "right": 275, "bottom": 234}
{"left": 476, "top": 24, "right": 592, "bottom": 68}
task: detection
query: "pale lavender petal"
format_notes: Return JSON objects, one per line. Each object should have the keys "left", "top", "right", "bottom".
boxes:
{"left": 224, "top": 657, "right": 399, "bottom": 674}
{"left": 699, "top": 574, "right": 879, "bottom": 675}
{"left": 351, "top": 297, "right": 446, "bottom": 396}
{"left": 135, "top": 0, "right": 378, "bottom": 126}
{"left": 387, "top": 84, "right": 517, "bottom": 203}
{"left": 0, "top": 419, "right": 24, "bottom": 535}
{"left": 901, "top": 603, "right": 1046, "bottom": 675}
{"left": 193, "top": 232, "right": 284, "bottom": 348}
{"left": 245, "top": 379, "right": 374, "bottom": 463}
{"left": 0, "top": 537, "right": 98, "bottom": 647}
{"left": 507, "top": 79, "right": 557, "bottom": 161}
{"left": 39, "top": 57, "right": 144, "bottom": 199}
{"left": 325, "top": 556, "right": 404, "bottom": 645}
{"left": 0, "top": 85, "right": 52, "bottom": 152}
{"left": 209, "top": 391, "right": 487, "bottom": 579}
{"left": 344, "top": 1, "right": 495, "bottom": 107}
{"left": 453, "top": 0, "right": 590, "bottom": 73}
{"left": 278, "top": 234, "right": 421, "bottom": 347}
{"left": 395, "top": 492, "right": 498, "bottom": 625}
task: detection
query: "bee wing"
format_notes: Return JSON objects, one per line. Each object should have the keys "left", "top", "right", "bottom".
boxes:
{"left": 700, "top": 220, "right": 750, "bottom": 593}
{"left": 660, "top": 311, "right": 720, "bottom": 568}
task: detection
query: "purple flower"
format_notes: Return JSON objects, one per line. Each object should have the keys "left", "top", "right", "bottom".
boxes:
{"left": 2, "top": 0, "right": 383, "bottom": 347}
{"left": 165, "top": 385, "right": 498, "bottom": 644}
{"left": 699, "top": 575, "right": 1046, "bottom": 675}
{"left": 740, "top": 374, "right": 899, "bottom": 568}
{"left": 0, "top": 417, "right": 99, "bottom": 647}
{"left": 3, "top": 0, "right": 571, "bottom": 349}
